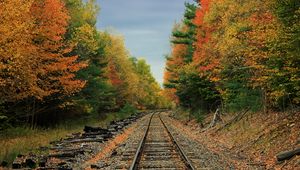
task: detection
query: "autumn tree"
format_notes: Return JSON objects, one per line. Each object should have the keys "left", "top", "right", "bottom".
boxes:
{"left": 0, "top": 0, "right": 167, "bottom": 128}
{"left": 192, "top": 0, "right": 220, "bottom": 79}
{"left": 0, "top": 0, "right": 87, "bottom": 127}
{"left": 0, "top": 0, "right": 37, "bottom": 102}
{"left": 30, "top": 0, "right": 86, "bottom": 97}
{"left": 61, "top": 0, "right": 118, "bottom": 114}
{"left": 104, "top": 35, "right": 140, "bottom": 108}
{"left": 202, "top": 0, "right": 279, "bottom": 111}
{"left": 192, "top": 0, "right": 299, "bottom": 110}
{"left": 131, "top": 58, "right": 163, "bottom": 109}
{"left": 164, "top": 0, "right": 299, "bottom": 116}
{"left": 174, "top": 65, "right": 220, "bottom": 113}
{"left": 0, "top": 0, "right": 85, "bottom": 103}
{"left": 163, "top": 24, "right": 187, "bottom": 104}
{"left": 164, "top": 1, "right": 221, "bottom": 117}
{"left": 268, "top": 0, "right": 300, "bottom": 108}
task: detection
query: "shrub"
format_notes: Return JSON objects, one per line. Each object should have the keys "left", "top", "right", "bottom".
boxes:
{"left": 118, "top": 103, "right": 137, "bottom": 119}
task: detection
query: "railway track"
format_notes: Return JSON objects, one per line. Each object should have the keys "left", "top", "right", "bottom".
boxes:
{"left": 11, "top": 111, "right": 233, "bottom": 169}
{"left": 129, "top": 112, "right": 195, "bottom": 170}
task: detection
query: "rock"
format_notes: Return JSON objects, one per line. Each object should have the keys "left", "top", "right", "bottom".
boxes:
{"left": 111, "top": 150, "right": 117, "bottom": 157}
{"left": 57, "top": 162, "right": 67, "bottom": 166}
{"left": 38, "top": 156, "right": 47, "bottom": 167}
{"left": 108, "top": 128, "right": 116, "bottom": 132}
{"left": 1, "top": 160, "right": 8, "bottom": 167}
{"left": 17, "top": 154, "right": 24, "bottom": 158}
{"left": 57, "top": 165, "right": 72, "bottom": 170}
{"left": 91, "top": 164, "right": 101, "bottom": 169}
{"left": 12, "top": 162, "right": 22, "bottom": 169}
{"left": 25, "top": 158, "right": 36, "bottom": 168}
{"left": 39, "top": 146, "right": 48, "bottom": 151}
{"left": 82, "top": 131, "right": 107, "bottom": 136}
{"left": 72, "top": 132, "right": 81, "bottom": 136}
{"left": 108, "top": 124, "right": 118, "bottom": 129}
{"left": 91, "top": 162, "right": 107, "bottom": 169}
{"left": 49, "top": 140, "right": 60, "bottom": 145}
{"left": 64, "top": 138, "right": 103, "bottom": 143}
{"left": 12, "top": 155, "right": 25, "bottom": 169}
{"left": 12, "top": 161, "right": 22, "bottom": 169}
{"left": 49, "top": 152, "right": 76, "bottom": 158}
{"left": 84, "top": 126, "right": 109, "bottom": 133}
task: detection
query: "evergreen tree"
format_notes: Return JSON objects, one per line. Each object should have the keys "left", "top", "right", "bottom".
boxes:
{"left": 175, "top": 65, "right": 220, "bottom": 113}
{"left": 268, "top": 0, "right": 300, "bottom": 108}
{"left": 171, "top": 2, "right": 198, "bottom": 63}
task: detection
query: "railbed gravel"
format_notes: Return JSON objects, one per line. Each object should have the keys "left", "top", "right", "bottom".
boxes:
{"left": 89, "top": 114, "right": 151, "bottom": 169}
{"left": 160, "top": 113, "right": 236, "bottom": 170}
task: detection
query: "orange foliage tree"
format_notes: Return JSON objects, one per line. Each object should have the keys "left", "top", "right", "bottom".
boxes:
{"left": 0, "top": 0, "right": 37, "bottom": 102}
{"left": 0, "top": 0, "right": 86, "bottom": 103}
{"left": 204, "top": 0, "right": 282, "bottom": 109}
{"left": 193, "top": 0, "right": 220, "bottom": 80}
{"left": 31, "top": 0, "right": 86, "bottom": 98}
{"left": 165, "top": 0, "right": 299, "bottom": 112}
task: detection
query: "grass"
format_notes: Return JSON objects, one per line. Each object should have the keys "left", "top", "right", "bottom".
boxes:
{"left": 171, "top": 108, "right": 190, "bottom": 121}
{"left": 0, "top": 111, "right": 135, "bottom": 166}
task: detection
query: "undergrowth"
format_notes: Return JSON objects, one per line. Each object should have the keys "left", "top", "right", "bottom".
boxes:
{"left": 0, "top": 111, "right": 135, "bottom": 167}
{"left": 118, "top": 103, "right": 137, "bottom": 119}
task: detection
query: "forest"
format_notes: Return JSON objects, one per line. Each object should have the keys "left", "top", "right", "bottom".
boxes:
{"left": 0, "top": 0, "right": 170, "bottom": 130}
{"left": 164, "top": 0, "right": 299, "bottom": 118}
{"left": 0, "top": 0, "right": 299, "bottom": 168}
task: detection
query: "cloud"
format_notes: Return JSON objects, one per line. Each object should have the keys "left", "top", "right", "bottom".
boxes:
{"left": 96, "top": 0, "right": 194, "bottom": 84}
{"left": 120, "top": 29, "right": 159, "bottom": 35}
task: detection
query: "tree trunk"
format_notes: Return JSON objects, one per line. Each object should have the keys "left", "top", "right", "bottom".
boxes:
{"left": 202, "top": 108, "right": 221, "bottom": 131}
{"left": 215, "top": 107, "right": 250, "bottom": 132}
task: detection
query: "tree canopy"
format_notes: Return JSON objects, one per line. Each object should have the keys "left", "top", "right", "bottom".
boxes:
{"left": 0, "top": 0, "right": 171, "bottom": 128}
{"left": 164, "top": 0, "right": 300, "bottom": 115}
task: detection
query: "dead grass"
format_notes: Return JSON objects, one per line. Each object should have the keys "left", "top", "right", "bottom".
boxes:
{"left": 0, "top": 112, "right": 130, "bottom": 166}
{"left": 171, "top": 108, "right": 190, "bottom": 122}
{"left": 0, "top": 128, "right": 79, "bottom": 166}
{"left": 215, "top": 111, "right": 299, "bottom": 166}
{"left": 171, "top": 110, "right": 300, "bottom": 169}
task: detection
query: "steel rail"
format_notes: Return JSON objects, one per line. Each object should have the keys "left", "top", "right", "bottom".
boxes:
{"left": 159, "top": 114, "right": 196, "bottom": 170}
{"left": 129, "top": 112, "right": 155, "bottom": 170}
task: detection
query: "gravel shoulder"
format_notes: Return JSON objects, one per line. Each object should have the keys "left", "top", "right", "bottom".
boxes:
{"left": 77, "top": 111, "right": 288, "bottom": 170}
{"left": 162, "top": 112, "right": 268, "bottom": 169}
{"left": 83, "top": 114, "right": 151, "bottom": 169}
{"left": 86, "top": 111, "right": 258, "bottom": 169}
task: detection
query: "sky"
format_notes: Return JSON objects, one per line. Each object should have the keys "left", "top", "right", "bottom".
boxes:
{"left": 96, "top": 0, "right": 193, "bottom": 84}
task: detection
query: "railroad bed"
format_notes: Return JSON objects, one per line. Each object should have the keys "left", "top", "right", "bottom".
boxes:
{"left": 12, "top": 111, "right": 234, "bottom": 169}
{"left": 107, "top": 112, "right": 195, "bottom": 170}
{"left": 130, "top": 113, "right": 194, "bottom": 169}
{"left": 105, "top": 111, "right": 232, "bottom": 170}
